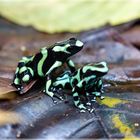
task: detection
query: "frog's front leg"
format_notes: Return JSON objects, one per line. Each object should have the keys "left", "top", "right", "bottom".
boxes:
{"left": 72, "top": 80, "right": 87, "bottom": 112}
{"left": 52, "top": 71, "right": 71, "bottom": 91}
{"left": 12, "top": 67, "right": 22, "bottom": 90}
{"left": 86, "top": 92, "right": 92, "bottom": 106}
{"left": 85, "top": 92, "right": 95, "bottom": 113}
{"left": 91, "top": 79, "right": 104, "bottom": 101}
{"left": 44, "top": 61, "right": 63, "bottom": 100}
{"left": 12, "top": 56, "right": 34, "bottom": 91}
{"left": 45, "top": 76, "right": 64, "bottom": 101}
{"left": 66, "top": 59, "right": 76, "bottom": 73}
{"left": 95, "top": 79, "right": 105, "bottom": 99}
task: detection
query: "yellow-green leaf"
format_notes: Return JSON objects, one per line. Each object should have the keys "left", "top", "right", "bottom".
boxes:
{"left": 0, "top": 0, "right": 140, "bottom": 33}
{"left": 97, "top": 96, "right": 129, "bottom": 108}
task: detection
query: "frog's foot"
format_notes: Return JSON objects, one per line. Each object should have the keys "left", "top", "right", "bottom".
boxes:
{"left": 11, "top": 83, "right": 23, "bottom": 92}
{"left": 53, "top": 94, "right": 64, "bottom": 100}
{"left": 91, "top": 92, "right": 103, "bottom": 101}
{"left": 51, "top": 86, "right": 64, "bottom": 97}
{"left": 87, "top": 107, "right": 95, "bottom": 113}
{"left": 85, "top": 101, "right": 95, "bottom": 113}
{"left": 76, "top": 104, "right": 87, "bottom": 113}
{"left": 86, "top": 102, "right": 92, "bottom": 106}
{"left": 43, "top": 89, "right": 64, "bottom": 102}
{"left": 51, "top": 98, "right": 57, "bottom": 104}
{"left": 51, "top": 87, "right": 58, "bottom": 92}
{"left": 52, "top": 87, "right": 66, "bottom": 100}
{"left": 86, "top": 93, "right": 92, "bottom": 106}
{"left": 99, "top": 96, "right": 105, "bottom": 100}
{"left": 91, "top": 96, "right": 97, "bottom": 102}
{"left": 80, "top": 105, "right": 94, "bottom": 113}
{"left": 94, "top": 92, "right": 104, "bottom": 100}
{"left": 52, "top": 94, "right": 64, "bottom": 104}
{"left": 94, "top": 92, "right": 101, "bottom": 97}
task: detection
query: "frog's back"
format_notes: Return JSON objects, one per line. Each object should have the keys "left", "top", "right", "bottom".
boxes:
{"left": 28, "top": 48, "right": 55, "bottom": 77}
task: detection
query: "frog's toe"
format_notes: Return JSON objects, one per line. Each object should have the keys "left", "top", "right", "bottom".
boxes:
{"left": 88, "top": 108, "right": 94, "bottom": 113}
{"left": 100, "top": 96, "right": 105, "bottom": 100}
{"left": 80, "top": 109, "right": 86, "bottom": 113}
{"left": 42, "top": 89, "right": 45, "bottom": 93}
{"left": 52, "top": 98, "right": 58, "bottom": 104}
{"left": 58, "top": 88, "right": 62, "bottom": 91}
{"left": 59, "top": 96, "right": 64, "bottom": 100}
{"left": 17, "top": 88, "right": 21, "bottom": 91}
{"left": 18, "top": 86, "right": 23, "bottom": 91}
{"left": 78, "top": 104, "right": 87, "bottom": 113}
{"left": 51, "top": 87, "right": 57, "bottom": 92}
{"left": 91, "top": 97, "right": 96, "bottom": 102}
{"left": 95, "top": 92, "right": 101, "bottom": 96}
{"left": 86, "top": 104, "right": 94, "bottom": 113}
{"left": 12, "top": 83, "right": 22, "bottom": 91}
{"left": 86, "top": 102, "right": 92, "bottom": 106}
{"left": 19, "top": 89, "right": 25, "bottom": 95}
{"left": 80, "top": 107, "right": 93, "bottom": 113}
{"left": 54, "top": 94, "right": 64, "bottom": 100}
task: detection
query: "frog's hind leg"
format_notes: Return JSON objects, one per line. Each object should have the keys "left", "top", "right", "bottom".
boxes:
{"left": 73, "top": 92, "right": 86, "bottom": 112}
{"left": 45, "top": 76, "right": 64, "bottom": 102}
{"left": 85, "top": 92, "right": 95, "bottom": 113}
{"left": 72, "top": 85, "right": 87, "bottom": 112}
{"left": 12, "top": 56, "right": 34, "bottom": 90}
{"left": 95, "top": 79, "right": 105, "bottom": 100}
{"left": 12, "top": 67, "right": 22, "bottom": 91}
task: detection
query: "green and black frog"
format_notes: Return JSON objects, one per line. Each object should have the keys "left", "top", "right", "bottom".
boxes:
{"left": 52, "top": 61, "right": 109, "bottom": 112}
{"left": 12, "top": 37, "right": 109, "bottom": 112}
{"left": 12, "top": 38, "right": 84, "bottom": 99}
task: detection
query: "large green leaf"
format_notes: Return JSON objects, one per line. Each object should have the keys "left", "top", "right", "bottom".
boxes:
{"left": 0, "top": 0, "right": 140, "bottom": 33}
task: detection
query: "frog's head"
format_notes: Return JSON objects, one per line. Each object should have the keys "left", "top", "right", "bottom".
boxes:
{"left": 83, "top": 61, "right": 109, "bottom": 78}
{"left": 66, "top": 38, "right": 84, "bottom": 55}
{"left": 52, "top": 38, "right": 84, "bottom": 56}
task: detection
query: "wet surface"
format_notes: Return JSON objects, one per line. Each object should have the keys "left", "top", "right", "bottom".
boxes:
{"left": 0, "top": 16, "right": 140, "bottom": 139}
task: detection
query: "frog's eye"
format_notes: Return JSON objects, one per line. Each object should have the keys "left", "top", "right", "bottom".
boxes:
{"left": 69, "top": 38, "right": 77, "bottom": 46}
{"left": 69, "top": 38, "right": 77, "bottom": 41}
{"left": 69, "top": 38, "right": 84, "bottom": 47}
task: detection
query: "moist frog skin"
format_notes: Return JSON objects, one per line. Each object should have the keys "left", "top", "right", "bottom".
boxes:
{"left": 53, "top": 61, "right": 109, "bottom": 112}
{"left": 12, "top": 38, "right": 84, "bottom": 99}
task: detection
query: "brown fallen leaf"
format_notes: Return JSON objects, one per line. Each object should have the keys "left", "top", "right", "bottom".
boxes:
{"left": 0, "top": 77, "right": 18, "bottom": 99}
{"left": 1, "top": 17, "right": 140, "bottom": 139}
{"left": 0, "top": 109, "right": 22, "bottom": 125}
{"left": 0, "top": 92, "right": 17, "bottom": 100}
{"left": 0, "top": 77, "right": 16, "bottom": 94}
{"left": 0, "top": 76, "right": 37, "bottom": 98}
{"left": 122, "top": 26, "right": 140, "bottom": 49}
{"left": 20, "top": 80, "right": 38, "bottom": 94}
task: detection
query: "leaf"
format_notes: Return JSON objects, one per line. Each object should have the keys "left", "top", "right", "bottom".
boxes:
{"left": 0, "top": 77, "right": 17, "bottom": 97}
{"left": 0, "top": 110, "right": 22, "bottom": 125}
{"left": 97, "top": 97, "right": 129, "bottom": 108}
{"left": 0, "top": 70, "right": 37, "bottom": 98}
{"left": 112, "top": 114, "right": 135, "bottom": 138}
{"left": 0, "top": 0, "right": 140, "bottom": 33}
{"left": 0, "top": 17, "right": 140, "bottom": 138}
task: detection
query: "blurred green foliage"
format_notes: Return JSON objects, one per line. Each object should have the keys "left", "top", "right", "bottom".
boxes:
{"left": 0, "top": 0, "right": 140, "bottom": 33}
